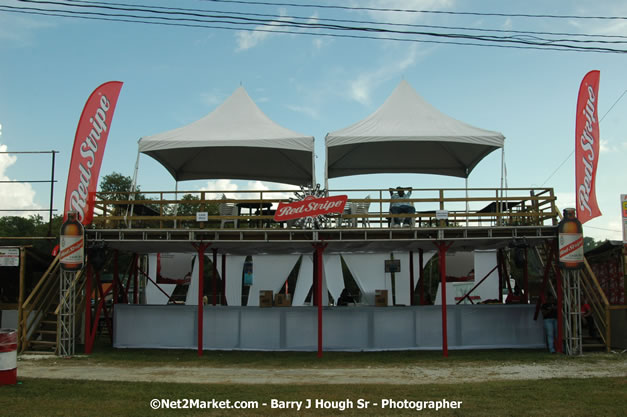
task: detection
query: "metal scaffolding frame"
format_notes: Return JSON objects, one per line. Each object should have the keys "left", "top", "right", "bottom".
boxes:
{"left": 563, "top": 269, "right": 583, "bottom": 355}
{"left": 58, "top": 270, "right": 76, "bottom": 357}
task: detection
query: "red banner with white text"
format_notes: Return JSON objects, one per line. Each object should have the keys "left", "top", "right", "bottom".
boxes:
{"left": 575, "top": 71, "right": 601, "bottom": 224}
{"left": 63, "top": 81, "right": 123, "bottom": 225}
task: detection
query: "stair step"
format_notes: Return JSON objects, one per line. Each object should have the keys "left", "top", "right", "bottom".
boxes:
{"left": 41, "top": 320, "right": 57, "bottom": 325}
{"left": 22, "top": 350, "right": 55, "bottom": 356}
{"left": 29, "top": 340, "right": 57, "bottom": 346}
{"left": 37, "top": 330, "right": 57, "bottom": 335}
{"left": 583, "top": 343, "right": 606, "bottom": 348}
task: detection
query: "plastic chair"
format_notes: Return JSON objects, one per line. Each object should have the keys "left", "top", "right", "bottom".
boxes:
{"left": 351, "top": 195, "right": 371, "bottom": 227}
{"left": 219, "top": 195, "right": 239, "bottom": 228}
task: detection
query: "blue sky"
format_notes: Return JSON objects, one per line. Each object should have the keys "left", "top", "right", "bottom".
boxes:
{"left": 0, "top": 0, "right": 626, "bottom": 241}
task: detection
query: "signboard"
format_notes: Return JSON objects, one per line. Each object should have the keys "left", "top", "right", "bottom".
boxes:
{"left": 0, "top": 248, "right": 19, "bottom": 267}
{"left": 384, "top": 259, "right": 400, "bottom": 273}
{"left": 274, "top": 195, "right": 347, "bottom": 222}
{"left": 622, "top": 194, "right": 627, "bottom": 244}
{"left": 196, "top": 212, "right": 208, "bottom": 222}
{"left": 436, "top": 210, "right": 449, "bottom": 220}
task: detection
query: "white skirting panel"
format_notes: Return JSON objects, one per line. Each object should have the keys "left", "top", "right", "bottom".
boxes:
{"left": 114, "top": 304, "right": 545, "bottom": 351}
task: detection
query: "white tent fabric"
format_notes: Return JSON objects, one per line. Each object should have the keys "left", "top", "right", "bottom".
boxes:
{"left": 246, "top": 255, "right": 300, "bottom": 306}
{"left": 292, "top": 255, "right": 313, "bottom": 306}
{"left": 138, "top": 87, "right": 315, "bottom": 186}
{"left": 325, "top": 80, "right": 505, "bottom": 182}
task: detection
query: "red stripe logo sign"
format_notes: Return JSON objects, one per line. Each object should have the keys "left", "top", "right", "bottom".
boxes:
{"left": 274, "top": 195, "right": 348, "bottom": 221}
{"left": 575, "top": 71, "right": 602, "bottom": 224}
{"left": 559, "top": 234, "right": 584, "bottom": 262}
{"left": 63, "top": 81, "right": 124, "bottom": 225}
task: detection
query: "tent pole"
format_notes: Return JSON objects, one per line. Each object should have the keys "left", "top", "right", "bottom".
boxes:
{"left": 173, "top": 181, "right": 179, "bottom": 228}
{"left": 126, "top": 149, "right": 141, "bottom": 228}
{"left": 311, "top": 147, "right": 316, "bottom": 189}
{"left": 465, "top": 171, "right": 469, "bottom": 228}
{"left": 500, "top": 147, "right": 505, "bottom": 211}
{"left": 324, "top": 137, "right": 329, "bottom": 195}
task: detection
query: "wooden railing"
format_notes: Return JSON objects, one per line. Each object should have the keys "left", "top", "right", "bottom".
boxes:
{"left": 581, "top": 258, "right": 611, "bottom": 351}
{"left": 91, "top": 187, "right": 559, "bottom": 229}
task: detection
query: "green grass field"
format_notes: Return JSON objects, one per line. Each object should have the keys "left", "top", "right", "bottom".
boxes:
{"left": 1, "top": 377, "right": 626, "bottom": 416}
{"left": 3, "top": 346, "right": 626, "bottom": 416}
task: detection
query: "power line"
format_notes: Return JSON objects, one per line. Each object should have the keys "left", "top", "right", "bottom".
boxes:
{"left": 62, "top": 0, "right": 627, "bottom": 40}
{"left": 200, "top": 0, "right": 627, "bottom": 20}
{"left": 4, "top": 2, "right": 627, "bottom": 54}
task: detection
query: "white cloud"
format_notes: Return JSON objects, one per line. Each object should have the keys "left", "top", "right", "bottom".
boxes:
{"left": 199, "top": 180, "right": 299, "bottom": 207}
{"left": 0, "top": 144, "right": 41, "bottom": 216}
{"left": 502, "top": 17, "right": 513, "bottom": 31}
{"left": 235, "top": 10, "right": 291, "bottom": 51}
{"left": 348, "top": 43, "right": 425, "bottom": 105}
{"left": 354, "top": 0, "right": 455, "bottom": 25}
{"left": 286, "top": 104, "right": 320, "bottom": 120}
{"left": 0, "top": 12, "right": 55, "bottom": 45}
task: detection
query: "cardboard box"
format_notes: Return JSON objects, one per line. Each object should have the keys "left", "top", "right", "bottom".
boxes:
{"left": 375, "top": 289, "right": 388, "bottom": 307}
{"left": 259, "top": 290, "right": 273, "bottom": 307}
{"left": 275, "top": 293, "right": 292, "bottom": 307}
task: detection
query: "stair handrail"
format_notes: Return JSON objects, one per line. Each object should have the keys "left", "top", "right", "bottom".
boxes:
{"left": 19, "top": 256, "right": 60, "bottom": 351}
{"left": 581, "top": 257, "right": 610, "bottom": 350}
{"left": 21, "top": 255, "right": 59, "bottom": 310}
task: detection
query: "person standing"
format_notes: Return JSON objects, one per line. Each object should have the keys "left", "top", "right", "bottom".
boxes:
{"left": 541, "top": 295, "right": 558, "bottom": 353}
{"left": 389, "top": 187, "right": 416, "bottom": 227}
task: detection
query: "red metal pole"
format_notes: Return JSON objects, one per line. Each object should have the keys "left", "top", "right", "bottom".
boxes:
{"left": 419, "top": 249, "right": 425, "bottom": 305}
{"left": 555, "top": 254, "right": 564, "bottom": 354}
{"left": 314, "top": 243, "right": 327, "bottom": 358}
{"left": 113, "top": 250, "right": 119, "bottom": 306}
{"left": 409, "top": 251, "right": 415, "bottom": 306}
{"left": 133, "top": 256, "right": 139, "bottom": 305}
{"left": 85, "top": 264, "right": 93, "bottom": 354}
{"left": 221, "top": 253, "right": 227, "bottom": 306}
{"left": 194, "top": 243, "right": 210, "bottom": 357}
{"left": 523, "top": 247, "right": 529, "bottom": 304}
{"left": 212, "top": 248, "right": 218, "bottom": 306}
{"left": 438, "top": 242, "right": 449, "bottom": 357}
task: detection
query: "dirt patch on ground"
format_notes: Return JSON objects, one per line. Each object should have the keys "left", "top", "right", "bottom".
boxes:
{"left": 17, "top": 356, "right": 627, "bottom": 385}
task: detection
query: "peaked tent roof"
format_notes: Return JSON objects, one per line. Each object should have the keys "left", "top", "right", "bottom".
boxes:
{"left": 325, "top": 80, "right": 505, "bottom": 180}
{"left": 138, "top": 87, "right": 315, "bottom": 185}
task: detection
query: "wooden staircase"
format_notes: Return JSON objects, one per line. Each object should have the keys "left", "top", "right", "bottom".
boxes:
{"left": 533, "top": 240, "right": 611, "bottom": 352}
{"left": 18, "top": 256, "right": 86, "bottom": 355}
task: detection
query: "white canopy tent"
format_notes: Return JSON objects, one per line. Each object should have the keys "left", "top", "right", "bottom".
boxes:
{"left": 137, "top": 86, "right": 315, "bottom": 186}
{"left": 324, "top": 80, "right": 506, "bottom": 189}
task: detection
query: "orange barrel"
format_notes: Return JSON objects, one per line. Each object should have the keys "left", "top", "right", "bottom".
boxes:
{"left": 0, "top": 329, "right": 17, "bottom": 385}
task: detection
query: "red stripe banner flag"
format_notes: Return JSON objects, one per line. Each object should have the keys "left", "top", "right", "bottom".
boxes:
{"left": 575, "top": 70, "right": 602, "bottom": 224}
{"left": 63, "top": 81, "right": 123, "bottom": 224}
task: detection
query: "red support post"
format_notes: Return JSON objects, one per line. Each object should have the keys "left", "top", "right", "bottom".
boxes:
{"left": 409, "top": 251, "right": 415, "bottom": 306}
{"left": 313, "top": 243, "right": 327, "bottom": 358}
{"left": 113, "top": 250, "right": 119, "bottom": 306}
{"left": 436, "top": 242, "right": 451, "bottom": 357}
{"left": 523, "top": 247, "right": 529, "bottom": 304}
{"left": 418, "top": 249, "right": 425, "bottom": 305}
{"left": 193, "top": 243, "right": 210, "bottom": 357}
{"left": 497, "top": 249, "right": 504, "bottom": 304}
{"left": 555, "top": 252, "right": 564, "bottom": 354}
{"left": 85, "top": 264, "right": 93, "bottom": 354}
{"left": 133, "top": 256, "right": 139, "bottom": 305}
{"left": 221, "top": 253, "right": 227, "bottom": 306}
{"left": 212, "top": 248, "right": 218, "bottom": 306}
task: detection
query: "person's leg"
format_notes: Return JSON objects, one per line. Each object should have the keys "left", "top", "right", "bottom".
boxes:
{"left": 544, "top": 318, "right": 556, "bottom": 353}
{"left": 586, "top": 316, "right": 596, "bottom": 337}
{"left": 390, "top": 206, "right": 401, "bottom": 225}
{"left": 403, "top": 206, "right": 416, "bottom": 226}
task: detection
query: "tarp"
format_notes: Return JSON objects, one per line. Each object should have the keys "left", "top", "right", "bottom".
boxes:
{"left": 138, "top": 87, "right": 315, "bottom": 186}
{"left": 325, "top": 80, "right": 505, "bottom": 182}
